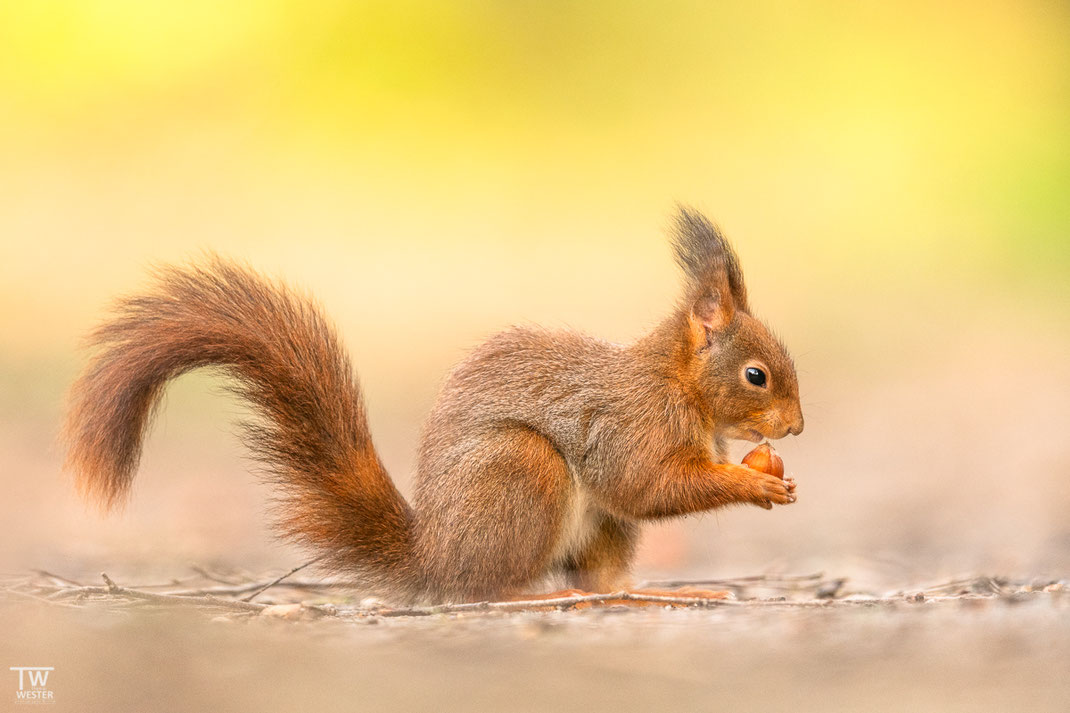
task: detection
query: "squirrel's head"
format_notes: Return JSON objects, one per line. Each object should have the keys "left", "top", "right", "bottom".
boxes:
{"left": 671, "top": 206, "right": 803, "bottom": 442}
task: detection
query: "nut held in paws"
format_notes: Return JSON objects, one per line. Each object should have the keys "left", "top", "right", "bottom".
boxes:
{"left": 742, "top": 443, "right": 785, "bottom": 479}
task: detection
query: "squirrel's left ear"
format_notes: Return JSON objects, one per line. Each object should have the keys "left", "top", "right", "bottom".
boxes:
{"left": 687, "top": 278, "right": 734, "bottom": 349}
{"left": 671, "top": 205, "right": 750, "bottom": 315}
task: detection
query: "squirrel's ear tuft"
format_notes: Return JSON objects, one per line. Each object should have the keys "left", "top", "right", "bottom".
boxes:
{"left": 670, "top": 205, "right": 749, "bottom": 314}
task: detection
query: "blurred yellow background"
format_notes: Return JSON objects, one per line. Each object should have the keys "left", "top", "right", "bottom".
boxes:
{"left": 1, "top": 0, "right": 1068, "bottom": 586}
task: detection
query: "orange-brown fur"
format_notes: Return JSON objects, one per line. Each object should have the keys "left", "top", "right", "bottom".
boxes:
{"left": 63, "top": 207, "right": 803, "bottom": 604}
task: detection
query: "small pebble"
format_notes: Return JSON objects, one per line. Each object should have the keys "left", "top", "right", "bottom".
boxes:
{"left": 261, "top": 603, "right": 304, "bottom": 620}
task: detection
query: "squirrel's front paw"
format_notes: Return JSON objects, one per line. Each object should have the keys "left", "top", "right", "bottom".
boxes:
{"left": 748, "top": 470, "right": 796, "bottom": 510}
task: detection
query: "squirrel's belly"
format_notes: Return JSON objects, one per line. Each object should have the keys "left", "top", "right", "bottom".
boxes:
{"left": 549, "top": 484, "right": 599, "bottom": 563}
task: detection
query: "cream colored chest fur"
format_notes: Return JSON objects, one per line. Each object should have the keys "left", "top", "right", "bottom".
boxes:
{"left": 549, "top": 483, "right": 600, "bottom": 563}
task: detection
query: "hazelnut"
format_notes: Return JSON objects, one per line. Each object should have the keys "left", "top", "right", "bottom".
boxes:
{"left": 742, "top": 443, "right": 784, "bottom": 479}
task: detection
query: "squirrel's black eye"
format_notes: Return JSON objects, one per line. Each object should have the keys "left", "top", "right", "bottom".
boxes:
{"left": 745, "top": 367, "right": 767, "bottom": 387}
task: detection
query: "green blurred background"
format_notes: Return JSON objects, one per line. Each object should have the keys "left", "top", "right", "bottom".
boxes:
{"left": 1, "top": 0, "right": 1068, "bottom": 585}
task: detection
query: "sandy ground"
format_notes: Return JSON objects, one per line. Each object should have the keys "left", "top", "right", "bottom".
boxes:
{"left": 1, "top": 584, "right": 1067, "bottom": 713}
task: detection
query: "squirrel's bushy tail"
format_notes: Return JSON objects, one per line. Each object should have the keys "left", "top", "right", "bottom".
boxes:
{"left": 64, "top": 257, "right": 419, "bottom": 596}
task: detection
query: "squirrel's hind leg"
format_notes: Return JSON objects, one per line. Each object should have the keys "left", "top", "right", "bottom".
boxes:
{"left": 416, "top": 424, "right": 571, "bottom": 603}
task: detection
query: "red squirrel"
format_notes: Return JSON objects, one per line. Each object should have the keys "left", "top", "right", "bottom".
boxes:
{"left": 64, "top": 207, "right": 803, "bottom": 603}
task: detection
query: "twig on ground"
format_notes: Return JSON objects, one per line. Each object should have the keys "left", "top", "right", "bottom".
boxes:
{"left": 120, "top": 576, "right": 202, "bottom": 590}
{"left": 375, "top": 591, "right": 744, "bottom": 616}
{"left": 162, "top": 579, "right": 336, "bottom": 597}
{"left": 87, "top": 573, "right": 269, "bottom": 613}
{"left": 189, "top": 564, "right": 243, "bottom": 586}
{"left": 31, "top": 569, "right": 85, "bottom": 587}
{"left": 3, "top": 588, "right": 86, "bottom": 609}
{"left": 101, "top": 572, "right": 120, "bottom": 593}
{"left": 917, "top": 576, "right": 1006, "bottom": 597}
{"left": 241, "top": 556, "right": 325, "bottom": 602}
{"left": 640, "top": 572, "right": 826, "bottom": 590}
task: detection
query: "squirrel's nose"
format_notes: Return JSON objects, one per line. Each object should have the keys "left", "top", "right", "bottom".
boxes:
{"left": 787, "top": 414, "right": 804, "bottom": 436}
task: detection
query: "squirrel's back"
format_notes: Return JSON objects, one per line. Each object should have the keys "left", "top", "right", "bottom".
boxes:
{"left": 422, "top": 326, "right": 620, "bottom": 452}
